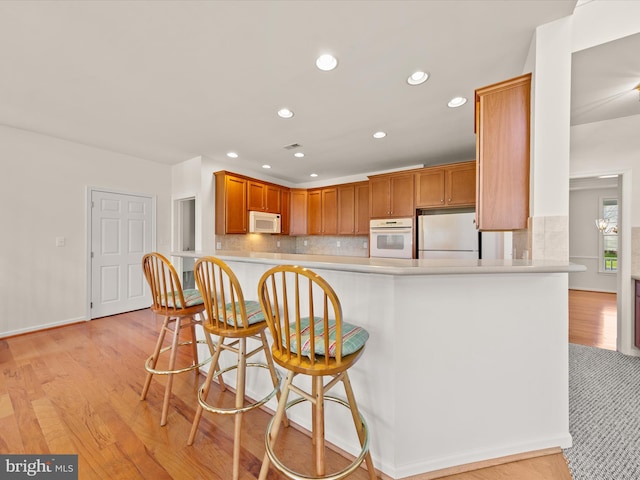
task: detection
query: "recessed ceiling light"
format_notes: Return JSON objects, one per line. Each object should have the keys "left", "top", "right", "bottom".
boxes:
{"left": 294, "top": 152, "right": 305, "bottom": 158}
{"left": 262, "top": 164, "right": 271, "bottom": 169}
{"left": 373, "top": 131, "right": 387, "bottom": 139}
{"left": 448, "top": 97, "right": 468, "bottom": 108}
{"left": 407, "top": 71, "right": 429, "bottom": 86}
{"left": 310, "top": 173, "right": 318, "bottom": 178}
{"left": 226, "top": 152, "right": 238, "bottom": 158}
{"left": 316, "top": 53, "right": 338, "bottom": 71}
{"left": 277, "top": 108, "right": 294, "bottom": 119}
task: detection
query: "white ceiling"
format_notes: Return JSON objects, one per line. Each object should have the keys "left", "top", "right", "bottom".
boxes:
{"left": 3, "top": 0, "right": 621, "bottom": 186}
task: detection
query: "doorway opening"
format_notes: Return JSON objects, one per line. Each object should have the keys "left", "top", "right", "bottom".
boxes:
{"left": 569, "top": 175, "right": 621, "bottom": 350}
{"left": 173, "top": 196, "right": 196, "bottom": 289}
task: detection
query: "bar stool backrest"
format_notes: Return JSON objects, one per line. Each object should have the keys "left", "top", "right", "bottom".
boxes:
{"left": 142, "top": 252, "right": 188, "bottom": 314}
{"left": 194, "top": 256, "right": 252, "bottom": 332}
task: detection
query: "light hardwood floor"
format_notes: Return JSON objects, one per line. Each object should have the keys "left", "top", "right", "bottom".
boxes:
{"left": 0, "top": 290, "right": 615, "bottom": 479}
{"left": 568, "top": 289, "right": 617, "bottom": 350}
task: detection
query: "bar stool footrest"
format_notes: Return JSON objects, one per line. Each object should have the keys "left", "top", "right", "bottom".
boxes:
{"left": 144, "top": 340, "right": 213, "bottom": 375}
{"left": 198, "top": 362, "right": 281, "bottom": 415}
{"left": 265, "top": 395, "right": 371, "bottom": 480}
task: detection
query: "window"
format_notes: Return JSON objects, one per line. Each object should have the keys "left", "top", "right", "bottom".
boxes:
{"left": 599, "top": 198, "right": 618, "bottom": 273}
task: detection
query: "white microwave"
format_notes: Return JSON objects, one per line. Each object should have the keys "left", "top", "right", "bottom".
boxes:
{"left": 249, "top": 211, "right": 281, "bottom": 233}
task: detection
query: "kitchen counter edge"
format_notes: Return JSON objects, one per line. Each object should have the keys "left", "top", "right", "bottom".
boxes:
{"left": 171, "top": 251, "right": 586, "bottom": 276}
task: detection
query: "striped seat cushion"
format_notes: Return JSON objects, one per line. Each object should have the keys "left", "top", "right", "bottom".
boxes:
{"left": 287, "top": 317, "right": 369, "bottom": 358}
{"left": 160, "top": 288, "right": 204, "bottom": 308}
{"left": 220, "top": 300, "right": 266, "bottom": 326}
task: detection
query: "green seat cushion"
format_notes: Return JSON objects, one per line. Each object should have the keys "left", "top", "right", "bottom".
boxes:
{"left": 161, "top": 288, "right": 204, "bottom": 308}
{"left": 287, "top": 317, "right": 369, "bottom": 358}
{"left": 221, "top": 300, "right": 266, "bottom": 326}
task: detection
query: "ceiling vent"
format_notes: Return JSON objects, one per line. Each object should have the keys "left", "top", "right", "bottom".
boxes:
{"left": 283, "top": 143, "right": 302, "bottom": 150}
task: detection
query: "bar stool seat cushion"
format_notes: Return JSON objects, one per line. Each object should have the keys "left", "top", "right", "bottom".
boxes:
{"left": 288, "top": 317, "right": 369, "bottom": 358}
{"left": 222, "top": 300, "right": 266, "bottom": 326}
{"left": 161, "top": 288, "right": 204, "bottom": 308}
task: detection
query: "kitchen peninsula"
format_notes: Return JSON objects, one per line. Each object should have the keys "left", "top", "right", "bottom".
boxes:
{"left": 173, "top": 250, "right": 584, "bottom": 479}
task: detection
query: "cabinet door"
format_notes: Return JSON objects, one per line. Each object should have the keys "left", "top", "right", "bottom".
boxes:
{"left": 280, "top": 189, "right": 290, "bottom": 235}
{"left": 337, "top": 185, "right": 355, "bottom": 235}
{"left": 446, "top": 162, "right": 476, "bottom": 206}
{"left": 307, "top": 190, "right": 322, "bottom": 235}
{"left": 354, "top": 182, "right": 370, "bottom": 235}
{"left": 416, "top": 169, "right": 445, "bottom": 208}
{"left": 322, "top": 188, "right": 338, "bottom": 235}
{"left": 247, "top": 181, "right": 266, "bottom": 211}
{"left": 476, "top": 73, "right": 531, "bottom": 230}
{"left": 389, "top": 174, "right": 415, "bottom": 217}
{"left": 265, "top": 184, "right": 281, "bottom": 213}
{"left": 289, "top": 189, "right": 307, "bottom": 235}
{"left": 215, "top": 173, "right": 247, "bottom": 234}
{"left": 369, "top": 177, "right": 391, "bottom": 218}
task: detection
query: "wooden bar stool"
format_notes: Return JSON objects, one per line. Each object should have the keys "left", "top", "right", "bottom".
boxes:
{"left": 257, "top": 265, "right": 377, "bottom": 480}
{"left": 140, "top": 252, "right": 215, "bottom": 426}
{"left": 187, "top": 256, "right": 284, "bottom": 480}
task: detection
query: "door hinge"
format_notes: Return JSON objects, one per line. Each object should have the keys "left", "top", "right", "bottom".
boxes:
{"left": 90, "top": 302, "right": 93, "bottom": 308}
{"left": 91, "top": 201, "right": 94, "bottom": 208}
{"left": 91, "top": 252, "right": 94, "bottom": 258}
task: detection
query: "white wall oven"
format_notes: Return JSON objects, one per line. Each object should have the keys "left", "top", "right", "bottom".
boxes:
{"left": 369, "top": 218, "right": 414, "bottom": 259}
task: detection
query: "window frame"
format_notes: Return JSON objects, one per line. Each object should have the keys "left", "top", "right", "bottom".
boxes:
{"left": 598, "top": 196, "right": 618, "bottom": 274}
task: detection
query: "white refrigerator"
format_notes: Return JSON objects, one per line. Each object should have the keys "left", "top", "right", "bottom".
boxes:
{"left": 417, "top": 212, "right": 479, "bottom": 259}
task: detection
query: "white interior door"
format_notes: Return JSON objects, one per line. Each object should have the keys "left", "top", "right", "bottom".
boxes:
{"left": 90, "top": 190, "right": 153, "bottom": 318}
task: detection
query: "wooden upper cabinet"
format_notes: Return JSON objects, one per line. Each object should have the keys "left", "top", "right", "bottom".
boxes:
{"left": 475, "top": 73, "right": 531, "bottom": 231}
{"left": 280, "top": 189, "right": 290, "bottom": 235}
{"left": 247, "top": 180, "right": 281, "bottom": 213}
{"left": 289, "top": 189, "right": 308, "bottom": 236}
{"left": 354, "top": 182, "right": 370, "bottom": 235}
{"left": 308, "top": 187, "right": 338, "bottom": 235}
{"left": 322, "top": 188, "right": 338, "bottom": 235}
{"left": 215, "top": 171, "right": 247, "bottom": 234}
{"left": 369, "top": 172, "right": 415, "bottom": 218}
{"left": 416, "top": 168, "right": 446, "bottom": 208}
{"left": 337, "top": 184, "right": 355, "bottom": 235}
{"left": 307, "top": 189, "right": 322, "bottom": 235}
{"left": 416, "top": 161, "right": 476, "bottom": 209}
{"left": 446, "top": 162, "right": 476, "bottom": 206}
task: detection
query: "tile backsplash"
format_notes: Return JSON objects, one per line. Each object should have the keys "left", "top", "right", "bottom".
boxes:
{"left": 216, "top": 234, "right": 370, "bottom": 257}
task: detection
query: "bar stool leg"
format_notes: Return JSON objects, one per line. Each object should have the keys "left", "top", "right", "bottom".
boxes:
{"left": 231, "top": 338, "right": 247, "bottom": 480}
{"left": 258, "top": 371, "right": 294, "bottom": 480}
{"left": 141, "top": 314, "right": 169, "bottom": 401}
{"left": 313, "top": 376, "right": 326, "bottom": 476}
{"left": 161, "top": 317, "right": 182, "bottom": 426}
{"left": 342, "top": 372, "right": 377, "bottom": 480}
{"left": 187, "top": 335, "right": 226, "bottom": 445}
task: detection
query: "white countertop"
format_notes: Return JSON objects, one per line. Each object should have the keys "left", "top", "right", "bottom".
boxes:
{"left": 172, "top": 250, "right": 586, "bottom": 276}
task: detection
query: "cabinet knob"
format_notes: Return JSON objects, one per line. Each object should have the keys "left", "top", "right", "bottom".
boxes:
{"left": 448, "top": 198, "right": 451, "bottom": 202}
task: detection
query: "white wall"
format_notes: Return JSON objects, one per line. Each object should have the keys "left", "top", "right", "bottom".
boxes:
{"left": 0, "top": 125, "right": 172, "bottom": 337}
{"left": 569, "top": 185, "right": 618, "bottom": 292}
